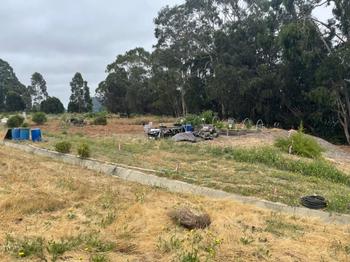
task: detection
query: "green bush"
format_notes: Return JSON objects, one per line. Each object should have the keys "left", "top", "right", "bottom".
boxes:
{"left": 200, "top": 110, "right": 215, "bottom": 124}
{"left": 7, "top": 115, "right": 24, "bottom": 128}
{"left": 92, "top": 115, "right": 107, "bottom": 125}
{"left": 21, "top": 122, "right": 29, "bottom": 128}
{"left": 275, "top": 130, "right": 324, "bottom": 159}
{"left": 182, "top": 114, "right": 202, "bottom": 127}
{"left": 77, "top": 143, "right": 90, "bottom": 158}
{"left": 54, "top": 141, "right": 72, "bottom": 154}
{"left": 32, "top": 112, "right": 47, "bottom": 125}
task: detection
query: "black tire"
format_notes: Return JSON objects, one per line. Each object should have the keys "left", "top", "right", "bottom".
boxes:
{"left": 300, "top": 196, "right": 327, "bottom": 209}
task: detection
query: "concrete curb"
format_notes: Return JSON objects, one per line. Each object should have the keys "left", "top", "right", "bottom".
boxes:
{"left": 3, "top": 141, "right": 350, "bottom": 225}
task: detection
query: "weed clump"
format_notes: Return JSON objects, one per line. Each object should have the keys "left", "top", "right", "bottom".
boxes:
{"left": 275, "top": 125, "right": 324, "bottom": 158}
{"left": 4, "top": 235, "right": 45, "bottom": 259}
{"left": 77, "top": 143, "right": 90, "bottom": 158}
{"left": 55, "top": 141, "right": 72, "bottom": 154}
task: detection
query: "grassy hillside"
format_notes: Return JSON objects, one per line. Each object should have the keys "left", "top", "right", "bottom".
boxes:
{"left": 0, "top": 145, "right": 350, "bottom": 261}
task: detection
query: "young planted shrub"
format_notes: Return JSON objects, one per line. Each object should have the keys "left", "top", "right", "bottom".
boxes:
{"left": 54, "top": 141, "right": 72, "bottom": 154}
{"left": 32, "top": 112, "right": 47, "bottom": 125}
{"left": 7, "top": 115, "right": 24, "bottom": 128}
{"left": 77, "top": 143, "right": 90, "bottom": 158}
{"left": 275, "top": 130, "right": 324, "bottom": 159}
{"left": 92, "top": 115, "right": 107, "bottom": 125}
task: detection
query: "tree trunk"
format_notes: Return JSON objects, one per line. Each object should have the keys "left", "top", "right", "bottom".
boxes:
{"left": 181, "top": 89, "right": 187, "bottom": 117}
{"left": 337, "top": 90, "right": 350, "bottom": 144}
{"left": 221, "top": 102, "right": 225, "bottom": 118}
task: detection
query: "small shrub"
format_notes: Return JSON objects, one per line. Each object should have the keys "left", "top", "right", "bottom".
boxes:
{"left": 6, "top": 115, "right": 24, "bottom": 128}
{"left": 200, "top": 110, "right": 215, "bottom": 124}
{"left": 275, "top": 124, "right": 324, "bottom": 158}
{"left": 77, "top": 143, "right": 90, "bottom": 158}
{"left": 275, "top": 132, "right": 324, "bottom": 158}
{"left": 92, "top": 115, "right": 107, "bottom": 125}
{"left": 55, "top": 141, "right": 72, "bottom": 154}
{"left": 21, "top": 122, "right": 29, "bottom": 128}
{"left": 32, "top": 112, "right": 47, "bottom": 125}
{"left": 182, "top": 114, "right": 202, "bottom": 127}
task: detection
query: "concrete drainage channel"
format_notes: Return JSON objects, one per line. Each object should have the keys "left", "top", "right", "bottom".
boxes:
{"left": 3, "top": 141, "right": 350, "bottom": 225}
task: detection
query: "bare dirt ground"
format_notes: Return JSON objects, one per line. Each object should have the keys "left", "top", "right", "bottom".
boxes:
{"left": 1, "top": 146, "right": 350, "bottom": 261}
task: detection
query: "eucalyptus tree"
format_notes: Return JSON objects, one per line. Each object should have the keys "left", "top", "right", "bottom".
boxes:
{"left": 97, "top": 48, "right": 152, "bottom": 114}
{"left": 0, "top": 59, "right": 29, "bottom": 112}
{"left": 68, "top": 73, "right": 92, "bottom": 113}
{"left": 29, "top": 72, "right": 49, "bottom": 110}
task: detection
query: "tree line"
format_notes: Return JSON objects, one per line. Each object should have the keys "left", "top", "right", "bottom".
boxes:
{"left": 96, "top": 0, "right": 350, "bottom": 143}
{"left": 0, "top": 59, "right": 92, "bottom": 114}
{"left": 1, "top": 0, "right": 350, "bottom": 143}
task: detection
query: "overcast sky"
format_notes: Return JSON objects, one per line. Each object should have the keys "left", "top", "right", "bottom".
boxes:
{"left": 0, "top": 0, "right": 332, "bottom": 106}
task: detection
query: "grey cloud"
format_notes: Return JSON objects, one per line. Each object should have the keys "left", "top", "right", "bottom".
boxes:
{"left": 0, "top": 0, "right": 183, "bottom": 105}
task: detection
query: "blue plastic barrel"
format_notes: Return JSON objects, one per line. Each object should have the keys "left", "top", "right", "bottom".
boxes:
{"left": 11, "top": 128, "right": 20, "bottom": 140}
{"left": 19, "top": 128, "right": 30, "bottom": 140}
{"left": 183, "top": 124, "right": 194, "bottom": 132}
{"left": 31, "top": 128, "right": 42, "bottom": 142}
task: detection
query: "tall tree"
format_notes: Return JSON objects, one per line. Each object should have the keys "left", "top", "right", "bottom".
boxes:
{"left": 83, "top": 81, "right": 93, "bottom": 112}
{"left": 68, "top": 73, "right": 91, "bottom": 113}
{"left": 97, "top": 48, "right": 152, "bottom": 114}
{"left": 0, "top": 59, "right": 29, "bottom": 112}
{"left": 29, "top": 72, "right": 49, "bottom": 110}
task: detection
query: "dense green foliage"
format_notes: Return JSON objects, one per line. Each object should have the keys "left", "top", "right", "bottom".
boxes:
{"left": 40, "top": 97, "right": 65, "bottom": 114}
{"left": 32, "top": 112, "right": 47, "bottom": 125}
{"left": 54, "top": 141, "right": 72, "bottom": 154}
{"left": 6, "top": 115, "right": 24, "bottom": 128}
{"left": 275, "top": 131, "right": 324, "bottom": 158}
{"left": 94, "top": 0, "right": 350, "bottom": 143}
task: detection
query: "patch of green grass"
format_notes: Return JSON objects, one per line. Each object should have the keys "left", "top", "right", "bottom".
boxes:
{"left": 83, "top": 234, "right": 116, "bottom": 252}
{"left": 4, "top": 235, "right": 45, "bottom": 259}
{"left": 217, "top": 146, "right": 350, "bottom": 186}
{"left": 265, "top": 213, "right": 304, "bottom": 237}
{"left": 47, "top": 237, "right": 82, "bottom": 261}
{"left": 90, "top": 253, "right": 110, "bottom": 262}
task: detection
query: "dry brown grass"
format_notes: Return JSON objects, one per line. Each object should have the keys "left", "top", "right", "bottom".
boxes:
{"left": 1, "top": 145, "right": 350, "bottom": 261}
